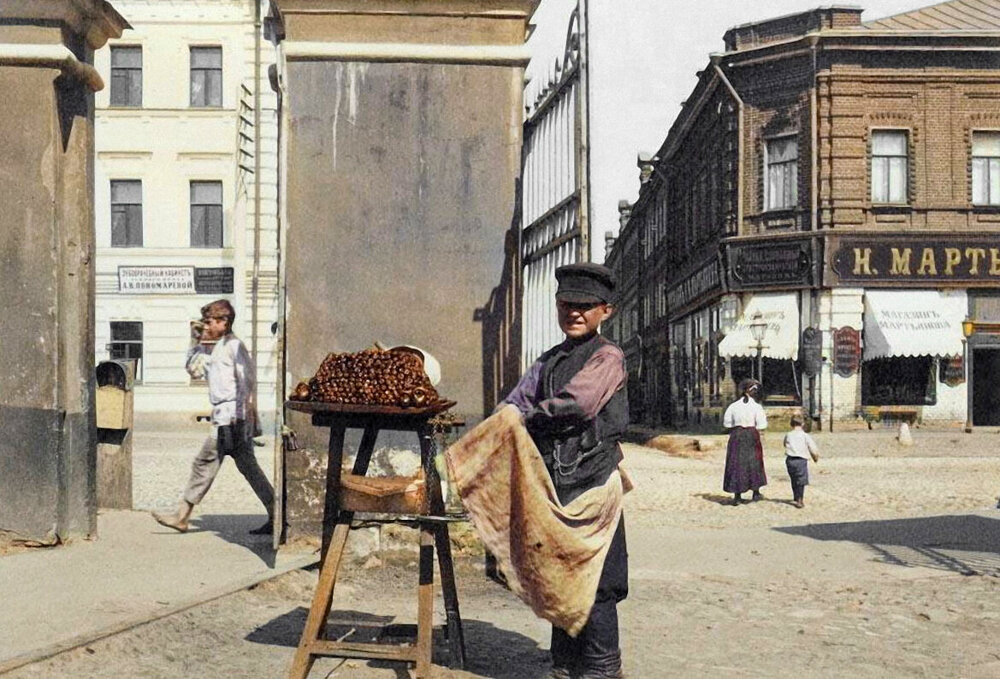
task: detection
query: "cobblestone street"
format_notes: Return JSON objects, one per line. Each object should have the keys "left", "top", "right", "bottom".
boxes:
{"left": 7, "top": 424, "right": 1000, "bottom": 678}
{"left": 134, "top": 426, "right": 276, "bottom": 519}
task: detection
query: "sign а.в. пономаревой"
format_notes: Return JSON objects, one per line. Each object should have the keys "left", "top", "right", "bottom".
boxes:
{"left": 118, "top": 266, "right": 234, "bottom": 294}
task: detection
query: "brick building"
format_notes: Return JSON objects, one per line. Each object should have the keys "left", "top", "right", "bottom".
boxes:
{"left": 610, "top": 0, "right": 1000, "bottom": 429}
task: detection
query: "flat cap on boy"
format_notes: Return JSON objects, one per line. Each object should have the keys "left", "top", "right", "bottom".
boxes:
{"left": 555, "top": 262, "right": 616, "bottom": 305}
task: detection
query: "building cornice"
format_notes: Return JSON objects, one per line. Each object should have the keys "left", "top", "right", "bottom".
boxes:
{"left": 280, "top": 40, "right": 531, "bottom": 66}
{"left": 721, "top": 29, "right": 1000, "bottom": 68}
{"left": 0, "top": 43, "right": 104, "bottom": 91}
{"left": 273, "top": 0, "right": 539, "bottom": 19}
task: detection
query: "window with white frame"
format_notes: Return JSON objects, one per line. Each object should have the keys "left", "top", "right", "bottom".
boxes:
{"left": 766, "top": 136, "right": 798, "bottom": 210}
{"left": 190, "top": 46, "right": 222, "bottom": 107}
{"left": 110, "top": 46, "right": 142, "bottom": 107}
{"left": 871, "top": 130, "right": 908, "bottom": 203}
{"left": 972, "top": 131, "right": 1000, "bottom": 206}
{"left": 190, "top": 181, "right": 223, "bottom": 247}
{"left": 110, "top": 180, "right": 142, "bottom": 247}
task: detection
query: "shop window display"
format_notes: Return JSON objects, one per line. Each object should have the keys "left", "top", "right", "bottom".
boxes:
{"left": 731, "top": 357, "right": 801, "bottom": 405}
{"left": 862, "top": 357, "right": 936, "bottom": 406}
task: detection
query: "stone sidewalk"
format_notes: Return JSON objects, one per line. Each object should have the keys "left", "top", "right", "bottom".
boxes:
{"left": 0, "top": 424, "right": 315, "bottom": 674}
{"left": 0, "top": 509, "right": 317, "bottom": 673}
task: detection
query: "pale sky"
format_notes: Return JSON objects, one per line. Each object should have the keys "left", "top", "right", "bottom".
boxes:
{"left": 526, "top": 0, "right": 931, "bottom": 261}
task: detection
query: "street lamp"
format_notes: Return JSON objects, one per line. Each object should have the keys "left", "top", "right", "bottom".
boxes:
{"left": 749, "top": 311, "right": 767, "bottom": 383}
{"left": 963, "top": 318, "right": 975, "bottom": 433}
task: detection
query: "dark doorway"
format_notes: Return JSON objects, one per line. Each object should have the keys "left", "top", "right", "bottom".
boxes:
{"left": 972, "top": 348, "right": 1000, "bottom": 426}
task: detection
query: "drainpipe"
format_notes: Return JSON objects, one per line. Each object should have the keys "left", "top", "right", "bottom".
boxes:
{"left": 250, "top": 0, "right": 263, "bottom": 367}
{"left": 809, "top": 35, "right": 819, "bottom": 232}
{"left": 808, "top": 36, "right": 819, "bottom": 428}
{"left": 712, "top": 58, "right": 743, "bottom": 234}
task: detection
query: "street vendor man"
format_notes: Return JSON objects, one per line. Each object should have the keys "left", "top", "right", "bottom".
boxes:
{"left": 499, "top": 262, "right": 629, "bottom": 679}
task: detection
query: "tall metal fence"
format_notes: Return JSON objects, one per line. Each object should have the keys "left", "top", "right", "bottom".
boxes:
{"left": 520, "top": 2, "right": 589, "bottom": 369}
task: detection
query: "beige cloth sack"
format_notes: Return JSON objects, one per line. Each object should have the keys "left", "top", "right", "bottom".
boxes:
{"left": 445, "top": 405, "right": 624, "bottom": 637}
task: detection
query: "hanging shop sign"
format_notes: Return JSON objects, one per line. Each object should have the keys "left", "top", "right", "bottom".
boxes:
{"left": 119, "top": 266, "right": 195, "bottom": 294}
{"left": 726, "top": 239, "right": 814, "bottom": 290}
{"left": 194, "top": 267, "right": 235, "bottom": 295}
{"left": 801, "top": 326, "right": 823, "bottom": 378}
{"left": 831, "top": 237, "right": 1000, "bottom": 285}
{"left": 939, "top": 356, "right": 965, "bottom": 387}
{"left": 832, "top": 326, "right": 861, "bottom": 378}
{"left": 666, "top": 258, "right": 722, "bottom": 316}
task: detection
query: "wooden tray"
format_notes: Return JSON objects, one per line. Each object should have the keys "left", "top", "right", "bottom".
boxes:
{"left": 285, "top": 399, "right": 456, "bottom": 417}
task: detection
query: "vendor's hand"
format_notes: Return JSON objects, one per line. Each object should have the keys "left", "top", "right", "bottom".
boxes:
{"left": 495, "top": 403, "right": 525, "bottom": 422}
{"left": 811, "top": 453, "right": 820, "bottom": 463}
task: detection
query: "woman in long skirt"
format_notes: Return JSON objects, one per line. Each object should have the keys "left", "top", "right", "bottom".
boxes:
{"left": 722, "top": 378, "right": 768, "bottom": 505}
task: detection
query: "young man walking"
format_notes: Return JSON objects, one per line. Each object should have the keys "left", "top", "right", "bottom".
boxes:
{"left": 153, "top": 299, "right": 274, "bottom": 535}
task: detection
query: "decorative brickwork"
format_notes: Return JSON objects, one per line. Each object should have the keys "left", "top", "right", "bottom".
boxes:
{"left": 607, "top": 1, "right": 1000, "bottom": 427}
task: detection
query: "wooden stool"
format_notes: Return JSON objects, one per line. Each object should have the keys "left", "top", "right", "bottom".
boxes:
{"left": 286, "top": 402, "right": 465, "bottom": 679}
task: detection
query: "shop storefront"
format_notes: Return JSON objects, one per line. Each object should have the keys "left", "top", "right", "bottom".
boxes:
{"left": 718, "top": 292, "right": 802, "bottom": 405}
{"left": 824, "top": 235, "right": 1000, "bottom": 427}
{"left": 860, "top": 289, "right": 967, "bottom": 421}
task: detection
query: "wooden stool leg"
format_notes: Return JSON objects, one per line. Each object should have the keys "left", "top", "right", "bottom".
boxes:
{"left": 320, "top": 427, "right": 346, "bottom": 558}
{"left": 288, "top": 521, "right": 352, "bottom": 679}
{"left": 415, "top": 524, "right": 436, "bottom": 678}
{"left": 434, "top": 523, "right": 466, "bottom": 669}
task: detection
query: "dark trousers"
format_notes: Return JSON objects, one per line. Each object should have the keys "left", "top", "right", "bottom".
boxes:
{"left": 551, "top": 512, "right": 628, "bottom": 677}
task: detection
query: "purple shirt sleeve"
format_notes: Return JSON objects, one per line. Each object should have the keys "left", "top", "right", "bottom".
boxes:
{"left": 530, "top": 344, "right": 626, "bottom": 422}
{"left": 501, "top": 343, "right": 625, "bottom": 432}
{"left": 499, "top": 360, "right": 543, "bottom": 416}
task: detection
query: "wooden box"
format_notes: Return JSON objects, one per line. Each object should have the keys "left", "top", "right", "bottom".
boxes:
{"left": 338, "top": 472, "right": 427, "bottom": 515}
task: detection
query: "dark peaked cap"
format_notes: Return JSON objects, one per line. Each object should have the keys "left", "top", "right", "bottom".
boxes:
{"left": 555, "top": 262, "right": 616, "bottom": 304}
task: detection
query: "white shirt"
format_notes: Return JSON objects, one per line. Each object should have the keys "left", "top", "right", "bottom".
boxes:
{"left": 186, "top": 334, "right": 255, "bottom": 426}
{"left": 784, "top": 428, "right": 819, "bottom": 459}
{"left": 723, "top": 397, "right": 768, "bottom": 430}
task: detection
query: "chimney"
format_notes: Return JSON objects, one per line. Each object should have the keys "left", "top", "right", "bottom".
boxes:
{"left": 604, "top": 230, "right": 617, "bottom": 259}
{"left": 618, "top": 200, "right": 633, "bottom": 230}
{"left": 637, "top": 151, "right": 655, "bottom": 185}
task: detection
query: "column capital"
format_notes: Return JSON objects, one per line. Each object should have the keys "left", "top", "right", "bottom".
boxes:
{"left": 272, "top": 0, "right": 539, "bottom": 58}
{"left": 1, "top": 0, "right": 129, "bottom": 50}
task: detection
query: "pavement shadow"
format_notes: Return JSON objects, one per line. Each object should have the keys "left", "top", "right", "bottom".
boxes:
{"left": 190, "top": 514, "right": 276, "bottom": 568}
{"left": 247, "top": 608, "right": 548, "bottom": 678}
{"left": 696, "top": 492, "right": 735, "bottom": 506}
{"left": 696, "top": 492, "right": 794, "bottom": 508}
{"left": 775, "top": 514, "right": 1000, "bottom": 575}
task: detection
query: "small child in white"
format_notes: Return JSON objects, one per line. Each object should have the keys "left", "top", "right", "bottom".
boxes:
{"left": 783, "top": 415, "right": 819, "bottom": 509}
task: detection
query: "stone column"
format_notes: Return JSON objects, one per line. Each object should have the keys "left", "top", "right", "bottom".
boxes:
{"left": 271, "top": 0, "right": 538, "bottom": 540}
{"left": 819, "top": 287, "right": 865, "bottom": 426}
{"left": 0, "top": 1, "right": 128, "bottom": 542}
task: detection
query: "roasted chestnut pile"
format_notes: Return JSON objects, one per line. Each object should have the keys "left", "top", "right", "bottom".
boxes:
{"left": 290, "top": 347, "right": 440, "bottom": 407}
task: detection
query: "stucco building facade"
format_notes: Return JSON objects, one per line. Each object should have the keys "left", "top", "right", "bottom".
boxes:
{"left": 610, "top": 0, "right": 1000, "bottom": 429}
{"left": 93, "top": 0, "right": 279, "bottom": 425}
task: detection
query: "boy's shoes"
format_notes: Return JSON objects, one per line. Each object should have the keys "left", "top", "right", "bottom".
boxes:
{"left": 249, "top": 520, "right": 274, "bottom": 535}
{"left": 544, "top": 667, "right": 573, "bottom": 679}
{"left": 793, "top": 500, "right": 804, "bottom": 509}
{"left": 579, "top": 669, "right": 625, "bottom": 679}
{"left": 152, "top": 512, "right": 189, "bottom": 533}
{"left": 751, "top": 492, "right": 764, "bottom": 502}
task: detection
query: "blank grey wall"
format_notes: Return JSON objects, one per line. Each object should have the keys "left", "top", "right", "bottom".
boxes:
{"left": 284, "top": 61, "right": 521, "bottom": 423}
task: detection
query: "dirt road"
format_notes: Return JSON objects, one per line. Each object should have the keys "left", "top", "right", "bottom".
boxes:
{"left": 7, "top": 429, "right": 1000, "bottom": 678}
